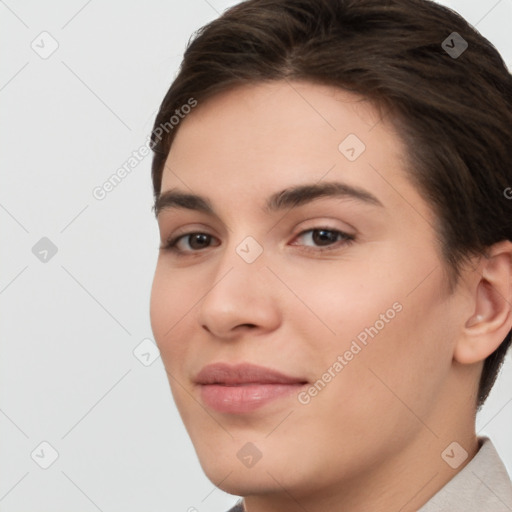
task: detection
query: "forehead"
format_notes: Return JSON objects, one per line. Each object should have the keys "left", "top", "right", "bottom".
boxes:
{"left": 159, "top": 80, "right": 431, "bottom": 225}
{"left": 166, "top": 81, "right": 390, "bottom": 166}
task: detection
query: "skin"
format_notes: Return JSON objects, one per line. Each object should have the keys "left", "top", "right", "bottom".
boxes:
{"left": 150, "top": 80, "right": 512, "bottom": 512}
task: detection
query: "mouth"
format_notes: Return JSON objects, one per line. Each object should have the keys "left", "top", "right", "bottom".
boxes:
{"left": 195, "top": 362, "right": 309, "bottom": 414}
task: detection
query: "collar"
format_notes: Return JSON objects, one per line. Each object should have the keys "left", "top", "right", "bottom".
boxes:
{"left": 419, "top": 436, "right": 512, "bottom": 511}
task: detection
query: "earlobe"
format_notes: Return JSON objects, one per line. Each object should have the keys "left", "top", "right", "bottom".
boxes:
{"left": 454, "top": 242, "right": 512, "bottom": 365}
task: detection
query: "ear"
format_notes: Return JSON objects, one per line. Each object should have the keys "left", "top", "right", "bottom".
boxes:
{"left": 454, "top": 240, "right": 512, "bottom": 365}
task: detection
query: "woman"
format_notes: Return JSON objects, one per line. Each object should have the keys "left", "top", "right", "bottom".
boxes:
{"left": 149, "top": 0, "right": 512, "bottom": 510}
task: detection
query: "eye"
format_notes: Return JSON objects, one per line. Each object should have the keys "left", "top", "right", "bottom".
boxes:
{"left": 291, "top": 228, "right": 355, "bottom": 252}
{"left": 160, "top": 227, "right": 354, "bottom": 256}
{"left": 161, "top": 232, "right": 219, "bottom": 254}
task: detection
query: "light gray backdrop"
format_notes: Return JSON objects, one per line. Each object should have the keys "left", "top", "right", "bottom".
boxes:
{"left": 1, "top": 0, "right": 511, "bottom": 510}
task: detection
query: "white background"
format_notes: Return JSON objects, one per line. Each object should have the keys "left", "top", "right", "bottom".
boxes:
{"left": 1, "top": 0, "right": 511, "bottom": 510}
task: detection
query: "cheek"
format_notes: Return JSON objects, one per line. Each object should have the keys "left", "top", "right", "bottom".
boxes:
{"left": 295, "top": 304, "right": 440, "bottom": 463}
{"left": 149, "top": 264, "right": 192, "bottom": 366}
{"left": 149, "top": 265, "right": 169, "bottom": 343}
{"left": 149, "top": 266, "right": 200, "bottom": 421}
{"left": 292, "top": 245, "right": 409, "bottom": 331}
{"left": 299, "top": 256, "right": 453, "bottom": 414}
{"left": 329, "top": 283, "right": 454, "bottom": 423}
{"left": 287, "top": 259, "right": 400, "bottom": 347}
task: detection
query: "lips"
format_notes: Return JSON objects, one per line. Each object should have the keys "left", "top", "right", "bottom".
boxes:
{"left": 195, "top": 362, "right": 308, "bottom": 385}
{"left": 195, "top": 362, "right": 308, "bottom": 413}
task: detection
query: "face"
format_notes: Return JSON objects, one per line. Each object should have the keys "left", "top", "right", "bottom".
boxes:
{"left": 150, "top": 81, "right": 469, "bottom": 501}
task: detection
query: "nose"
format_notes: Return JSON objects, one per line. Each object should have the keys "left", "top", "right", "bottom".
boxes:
{"left": 196, "top": 244, "right": 281, "bottom": 340}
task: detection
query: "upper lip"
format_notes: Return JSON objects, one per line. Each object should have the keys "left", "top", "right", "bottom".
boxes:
{"left": 195, "top": 362, "right": 308, "bottom": 385}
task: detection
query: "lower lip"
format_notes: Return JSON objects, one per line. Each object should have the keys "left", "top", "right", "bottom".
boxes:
{"left": 199, "top": 383, "right": 305, "bottom": 413}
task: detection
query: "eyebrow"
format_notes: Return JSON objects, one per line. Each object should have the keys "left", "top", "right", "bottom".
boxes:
{"left": 153, "top": 181, "right": 383, "bottom": 218}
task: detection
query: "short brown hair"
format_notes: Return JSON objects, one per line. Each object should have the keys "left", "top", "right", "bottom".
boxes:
{"left": 150, "top": 0, "right": 512, "bottom": 409}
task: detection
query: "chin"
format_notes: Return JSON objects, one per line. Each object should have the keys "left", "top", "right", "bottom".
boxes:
{"left": 201, "top": 463, "right": 282, "bottom": 497}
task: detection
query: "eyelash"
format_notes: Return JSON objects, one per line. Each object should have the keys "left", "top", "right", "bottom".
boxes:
{"left": 160, "top": 227, "right": 355, "bottom": 256}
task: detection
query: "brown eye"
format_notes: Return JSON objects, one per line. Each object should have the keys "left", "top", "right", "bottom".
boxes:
{"left": 161, "top": 232, "right": 219, "bottom": 254}
{"left": 292, "top": 228, "right": 355, "bottom": 251}
{"left": 184, "top": 233, "right": 212, "bottom": 250}
{"left": 311, "top": 229, "right": 341, "bottom": 246}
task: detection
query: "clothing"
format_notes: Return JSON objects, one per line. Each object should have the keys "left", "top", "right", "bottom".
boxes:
{"left": 226, "top": 501, "right": 244, "bottom": 512}
{"left": 419, "top": 436, "right": 512, "bottom": 511}
{"left": 225, "top": 436, "right": 512, "bottom": 511}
